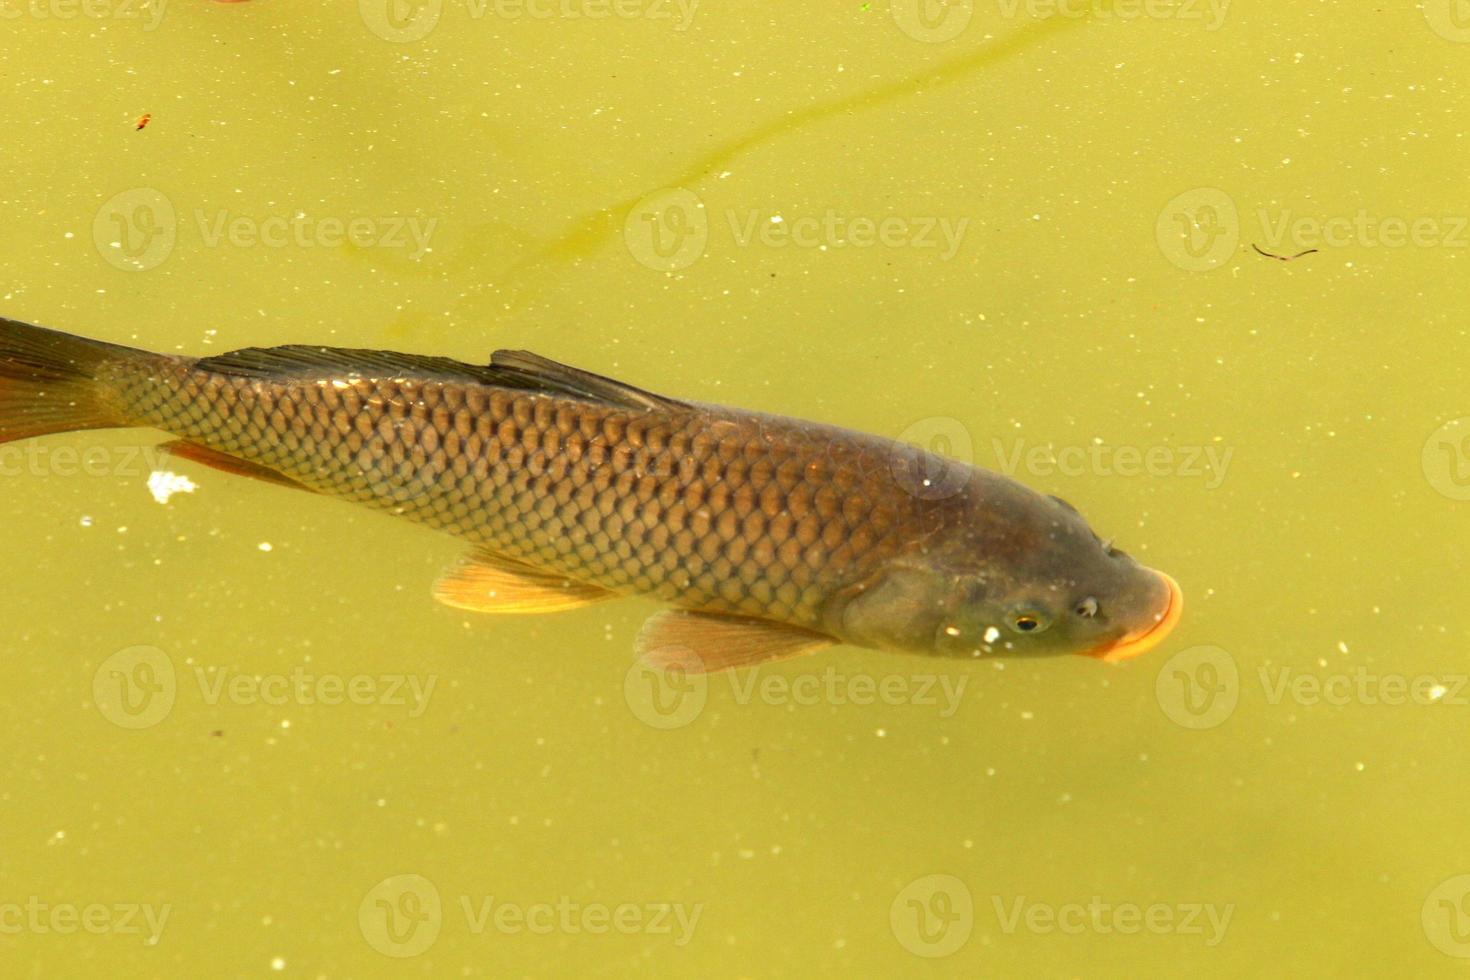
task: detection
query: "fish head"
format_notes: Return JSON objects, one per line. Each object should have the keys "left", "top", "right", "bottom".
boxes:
{"left": 838, "top": 482, "right": 1181, "bottom": 662}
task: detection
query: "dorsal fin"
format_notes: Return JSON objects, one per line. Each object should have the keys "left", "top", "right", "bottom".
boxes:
{"left": 487, "top": 349, "right": 683, "bottom": 412}
{"left": 197, "top": 346, "right": 501, "bottom": 385}
{"left": 195, "top": 346, "right": 685, "bottom": 413}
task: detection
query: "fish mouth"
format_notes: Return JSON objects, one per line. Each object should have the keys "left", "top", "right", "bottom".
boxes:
{"left": 1084, "top": 572, "right": 1183, "bottom": 664}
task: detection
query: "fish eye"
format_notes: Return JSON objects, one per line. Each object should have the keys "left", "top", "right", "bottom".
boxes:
{"left": 1074, "top": 597, "right": 1099, "bottom": 618}
{"left": 1010, "top": 611, "right": 1050, "bottom": 634}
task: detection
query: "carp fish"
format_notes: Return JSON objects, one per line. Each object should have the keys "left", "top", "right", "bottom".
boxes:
{"left": 0, "top": 317, "right": 1182, "bottom": 671}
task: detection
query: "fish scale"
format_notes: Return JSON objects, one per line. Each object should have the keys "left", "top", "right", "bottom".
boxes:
{"left": 100, "top": 353, "right": 917, "bottom": 631}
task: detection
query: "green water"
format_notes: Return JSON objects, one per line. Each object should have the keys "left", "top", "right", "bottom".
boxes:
{"left": 2, "top": 1, "right": 1468, "bottom": 976}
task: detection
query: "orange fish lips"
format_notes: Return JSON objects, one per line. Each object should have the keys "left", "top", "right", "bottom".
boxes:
{"left": 1084, "top": 572, "right": 1184, "bottom": 664}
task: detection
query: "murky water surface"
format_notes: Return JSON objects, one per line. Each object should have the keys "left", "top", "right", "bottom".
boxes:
{"left": 1, "top": 1, "right": 1468, "bottom": 976}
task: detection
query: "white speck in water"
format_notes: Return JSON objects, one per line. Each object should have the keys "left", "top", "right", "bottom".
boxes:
{"left": 875, "top": 728, "right": 887, "bottom": 738}
{"left": 258, "top": 542, "right": 273, "bottom": 552}
{"left": 983, "top": 626, "right": 1001, "bottom": 644}
{"left": 1429, "top": 684, "right": 1448, "bottom": 702}
{"left": 271, "top": 958, "right": 285, "bottom": 972}
{"left": 147, "top": 470, "right": 197, "bottom": 504}
{"left": 79, "top": 515, "right": 93, "bottom": 528}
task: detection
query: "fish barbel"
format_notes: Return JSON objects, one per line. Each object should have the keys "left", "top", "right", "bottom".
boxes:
{"left": 0, "top": 318, "right": 1181, "bottom": 671}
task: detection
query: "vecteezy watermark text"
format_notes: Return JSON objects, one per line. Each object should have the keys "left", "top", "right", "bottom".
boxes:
{"left": 623, "top": 189, "right": 971, "bottom": 272}
{"left": 0, "top": 898, "right": 170, "bottom": 945}
{"left": 357, "top": 0, "right": 699, "bottom": 43}
{"left": 93, "top": 187, "right": 439, "bottom": 272}
{"left": 357, "top": 875, "right": 701, "bottom": 957}
{"left": 0, "top": 443, "right": 168, "bottom": 479}
{"left": 0, "top": 0, "right": 168, "bottom": 29}
{"left": 194, "top": 211, "right": 437, "bottom": 259}
{"left": 1156, "top": 645, "right": 1470, "bottom": 730}
{"left": 724, "top": 210, "right": 969, "bottom": 261}
{"left": 1157, "top": 187, "right": 1469, "bottom": 271}
{"left": 990, "top": 438, "right": 1233, "bottom": 490}
{"left": 93, "top": 646, "right": 438, "bottom": 729}
{"left": 888, "top": 875, "right": 1233, "bottom": 957}
{"left": 995, "top": 0, "right": 1229, "bottom": 30}
{"left": 991, "top": 895, "right": 1233, "bottom": 945}
{"left": 624, "top": 660, "right": 969, "bottom": 729}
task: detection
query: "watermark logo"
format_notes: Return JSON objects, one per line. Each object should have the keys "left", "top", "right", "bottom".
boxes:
{"left": 1159, "top": 187, "right": 1469, "bottom": 270}
{"left": 93, "top": 647, "right": 438, "bottom": 728}
{"left": 622, "top": 188, "right": 970, "bottom": 271}
{"left": 1158, "top": 644, "right": 1469, "bottom": 730}
{"left": 359, "top": 874, "right": 700, "bottom": 952}
{"left": 891, "top": 417, "right": 974, "bottom": 501}
{"left": 890, "top": 874, "right": 973, "bottom": 957}
{"left": 1424, "top": 0, "right": 1470, "bottom": 43}
{"left": 1425, "top": 875, "right": 1470, "bottom": 957}
{"left": 0, "top": 0, "right": 168, "bottom": 30}
{"left": 625, "top": 657, "right": 970, "bottom": 729}
{"left": 93, "top": 646, "right": 176, "bottom": 730}
{"left": 624, "top": 189, "right": 709, "bottom": 272}
{"left": 1155, "top": 645, "right": 1239, "bottom": 730}
{"left": 1423, "top": 417, "right": 1470, "bottom": 501}
{"left": 359, "top": 875, "right": 443, "bottom": 958}
{"left": 92, "top": 188, "right": 438, "bottom": 271}
{"left": 94, "top": 188, "right": 176, "bottom": 273}
{"left": 890, "top": 0, "right": 973, "bottom": 43}
{"left": 623, "top": 648, "right": 709, "bottom": 729}
{"left": 1156, "top": 188, "right": 1239, "bottom": 272}
{"left": 358, "top": 0, "right": 443, "bottom": 42}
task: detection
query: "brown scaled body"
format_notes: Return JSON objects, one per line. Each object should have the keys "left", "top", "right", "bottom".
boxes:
{"left": 106, "top": 346, "right": 931, "bottom": 635}
{"left": 0, "top": 318, "right": 1182, "bottom": 671}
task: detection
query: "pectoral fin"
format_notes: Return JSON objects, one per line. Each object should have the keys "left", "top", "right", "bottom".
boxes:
{"left": 636, "top": 610, "right": 835, "bottom": 674}
{"left": 160, "top": 440, "right": 313, "bottom": 493}
{"left": 433, "top": 550, "right": 615, "bottom": 614}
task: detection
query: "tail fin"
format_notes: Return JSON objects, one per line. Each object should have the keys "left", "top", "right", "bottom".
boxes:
{"left": 0, "top": 317, "right": 142, "bottom": 444}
